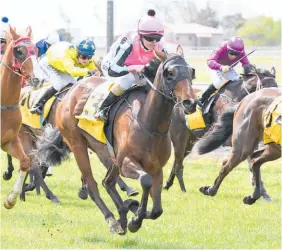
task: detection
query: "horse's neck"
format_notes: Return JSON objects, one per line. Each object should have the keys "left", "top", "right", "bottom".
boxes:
{"left": 138, "top": 78, "right": 173, "bottom": 134}
{"left": 1, "top": 46, "right": 22, "bottom": 105}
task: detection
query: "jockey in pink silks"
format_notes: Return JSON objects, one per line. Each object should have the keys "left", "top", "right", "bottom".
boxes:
{"left": 198, "top": 36, "right": 251, "bottom": 106}
{"left": 97, "top": 9, "right": 166, "bottom": 121}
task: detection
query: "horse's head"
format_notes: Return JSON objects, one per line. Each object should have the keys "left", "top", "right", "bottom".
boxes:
{"left": 242, "top": 64, "right": 278, "bottom": 91}
{"left": 143, "top": 50, "right": 196, "bottom": 114}
{"left": 4, "top": 26, "right": 40, "bottom": 85}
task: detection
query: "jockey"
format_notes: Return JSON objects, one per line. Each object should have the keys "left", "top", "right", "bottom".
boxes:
{"left": 36, "top": 32, "right": 62, "bottom": 57}
{"left": 0, "top": 16, "right": 9, "bottom": 56}
{"left": 30, "top": 39, "right": 100, "bottom": 115}
{"left": 97, "top": 9, "right": 166, "bottom": 121}
{"left": 198, "top": 36, "right": 251, "bottom": 106}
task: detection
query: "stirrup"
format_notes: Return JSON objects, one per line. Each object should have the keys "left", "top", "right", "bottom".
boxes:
{"left": 30, "top": 104, "right": 43, "bottom": 115}
{"left": 94, "top": 108, "right": 109, "bottom": 122}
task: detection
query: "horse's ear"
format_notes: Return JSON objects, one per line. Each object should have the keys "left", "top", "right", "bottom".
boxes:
{"left": 154, "top": 50, "right": 167, "bottom": 62}
{"left": 176, "top": 45, "right": 184, "bottom": 57}
{"left": 9, "top": 25, "right": 19, "bottom": 40}
{"left": 271, "top": 66, "right": 276, "bottom": 76}
{"left": 26, "top": 26, "right": 33, "bottom": 38}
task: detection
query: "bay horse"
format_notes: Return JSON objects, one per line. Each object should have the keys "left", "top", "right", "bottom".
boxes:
{"left": 1, "top": 26, "right": 40, "bottom": 209}
{"left": 35, "top": 50, "right": 196, "bottom": 234}
{"left": 164, "top": 65, "right": 277, "bottom": 197}
{"left": 3, "top": 81, "right": 138, "bottom": 204}
{"left": 197, "top": 87, "right": 281, "bottom": 204}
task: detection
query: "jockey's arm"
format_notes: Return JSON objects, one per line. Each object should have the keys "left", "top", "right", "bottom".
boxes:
{"left": 207, "top": 42, "right": 225, "bottom": 70}
{"left": 63, "top": 58, "right": 90, "bottom": 77}
{"left": 108, "top": 37, "right": 133, "bottom": 77}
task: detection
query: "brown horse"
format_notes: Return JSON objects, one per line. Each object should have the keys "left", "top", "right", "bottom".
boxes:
{"left": 164, "top": 65, "right": 277, "bottom": 196}
{"left": 1, "top": 26, "right": 40, "bottom": 209}
{"left": 35, "top": 51, "right": 196, "bottom": 234}
{"left": 197, "top": 88, "right": 281, "bottom": 204}
{"left": 4, "top": 81, "right": 138, "bottom": 204}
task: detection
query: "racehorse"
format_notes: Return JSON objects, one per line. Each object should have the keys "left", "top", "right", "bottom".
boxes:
{"left": 197, "top": 87, "right": 281, "bottom": 204}
{"left": 164, "top": 63, "right": 277, "bottom": 199}
{"left": 3, "top": 81, "right": 139, "bottom": 203}
{"left": 34, "top": 50, "right": 196, "bottom": 234}
{"left": 1, "top": 25, "right": 40, "bottom": 209}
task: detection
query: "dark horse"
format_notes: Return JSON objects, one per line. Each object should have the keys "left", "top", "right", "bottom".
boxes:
{"left": 3, "top": 80, "right": 139, "bottom": 204}
{"left": 35, "top": 50, "right": 196, "bottom": 234}
{"left": 1, "top": 26, "right": 40, "bottom": 209}
{"left": 164, "top": 65, "right": 277, "bottom": 197}
{"left": 197, "top": 88, "right": 281, "bottom": 204}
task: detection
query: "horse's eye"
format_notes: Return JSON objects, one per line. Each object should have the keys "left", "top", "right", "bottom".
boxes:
{"left": 16, "top": 47, "right": 25, "bottom": 54}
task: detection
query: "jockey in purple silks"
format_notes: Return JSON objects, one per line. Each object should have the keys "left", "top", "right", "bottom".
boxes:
{"left": 198, "top": 36, "right": 251, "bottom": 106}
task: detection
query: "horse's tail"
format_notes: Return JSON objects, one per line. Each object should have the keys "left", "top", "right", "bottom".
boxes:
{"left": 35, "top": 124, "right": 70, "bottom": 166}
{"left": 196, "top": 106, "right": 237, "bottom": 155}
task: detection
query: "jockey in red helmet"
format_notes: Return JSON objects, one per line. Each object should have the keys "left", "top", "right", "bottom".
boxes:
{"left": 198, "top": 36, "right": 251, "bottom": 106}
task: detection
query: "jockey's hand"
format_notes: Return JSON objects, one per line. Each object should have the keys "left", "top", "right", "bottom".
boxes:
{"left": 94, "top": 70, "right": 101, "bottom": 77}
{"left": 128, "top": 65, "right": 145, "bottom": 73}
{"left": 88, "top": 70, "right": 99, "bottom": 76}
{"left": 221, "top": 65, "right": 230, "bottom": 73}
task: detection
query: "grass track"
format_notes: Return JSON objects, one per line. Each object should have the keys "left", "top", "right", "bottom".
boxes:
{"left": 1, "top": 151, "right": 281, "bottom": 249}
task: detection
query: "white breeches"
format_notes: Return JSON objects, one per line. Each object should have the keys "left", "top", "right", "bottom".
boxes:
{"left": 38, "top": 56, "right": 77, "bottom": 91}
{"left": 209, "top": 68, "right": 240, "bottom": 89}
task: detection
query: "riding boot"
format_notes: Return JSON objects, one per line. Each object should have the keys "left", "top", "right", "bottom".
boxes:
{"left": 30, "top": 86, "right": 57, "bottom": 115}
{"left": 197, "top": 84, "right": 217, "bottom": 108}
{"left": 95, "top": 91, "right": 121, "bottom": 121}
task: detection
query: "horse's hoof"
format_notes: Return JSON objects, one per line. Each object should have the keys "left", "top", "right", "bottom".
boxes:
{"left": 20, "top": 192, "right": 26, "bottom": 202}
{"left": 78, "top": 188, "right": 88, "bottom": 200}
{"left": 124, "top": 199, "right": 139, "bottom": 215}
{"left": 128, "top": 218, "right": 142, "bottom": 233}
{"left": 117, "top": 218, "right": 127, "bottom": 235}
{"left": 3, "top": 172, "right": 12, "bottom": 181}
{"left": 243, "top": 196, "right": 256, "bottom": 205}
{"left": 127, "top": 188, "right": 139, "bottom": 197}
{"left": 199, "top": 186, "right": 209, "bottom": 195}
{"left": 163, "top": 184, "right": 170, "bottom": 190}
{"left": 4, "top": 199, "right": 16, "bottom": 209}
{"left": 48, "top": 196, "right": 61, "bottom": 205}
{"left": 262, "top": 193, "right": 273, "bottom": 202}
{"left": 199, "top": 186, "right": 216, "bottom": 196}
{"left": 108, "top": 217, "right": 124, "bottom": 235}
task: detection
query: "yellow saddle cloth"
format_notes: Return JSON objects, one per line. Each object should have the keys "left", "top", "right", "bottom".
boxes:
{"left": 263, "top": 96, "right": 282, "bottom": 146}
{"left": 20, "top": 83, "right": 56, "bottom": 129}
{"left": 75, "top": 81, "right": 115, "bottom": 144}
{"left": 185, "top": 107, "right": 206, "bottom": 130}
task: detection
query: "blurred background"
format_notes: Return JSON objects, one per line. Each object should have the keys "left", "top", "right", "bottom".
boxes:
{"left": 1, "top": 0, "right": 281, "bottom": 83}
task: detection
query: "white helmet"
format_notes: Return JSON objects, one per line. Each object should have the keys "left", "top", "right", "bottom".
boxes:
{"left": 45, "top": 32, "right": 61, "bottom": 45}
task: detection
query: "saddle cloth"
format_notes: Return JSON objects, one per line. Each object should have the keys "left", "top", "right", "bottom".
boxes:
{"left": 263, "top": 95, "right": 282, "bottom": 146}
{"left": 20, "top": 83, "right": 56, "bottom": 129}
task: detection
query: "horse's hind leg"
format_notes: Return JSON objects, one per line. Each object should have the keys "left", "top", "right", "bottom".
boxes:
{"left": 200, "top": 113, "right": 259, "bottom": 197}
{"left": 3, "top": 136, "right": 30, "bottom": 209}
{"left": 3, "top": 154, "right": 14, "bottom": 181}
{"left": 244, "top": 144, "right": 281, "bottom": 205}
{"left": 69, "top": 136, "right": 123, "bottom": 234}
{"left": 32, "top": 162, "right": 60, "bottom": 204}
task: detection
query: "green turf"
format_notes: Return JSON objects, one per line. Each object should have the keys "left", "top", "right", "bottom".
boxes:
{"left": 1, "top": 151, "right": 281, "bottom": 249}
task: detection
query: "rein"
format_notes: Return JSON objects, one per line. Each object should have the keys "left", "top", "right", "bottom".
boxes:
{"left": 0, "top": 61, "right": 27, "bottom": 110}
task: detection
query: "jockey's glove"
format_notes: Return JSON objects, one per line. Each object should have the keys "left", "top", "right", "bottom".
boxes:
{"left": 88, "top": 70, "right": 98, "bottom": 76}
{"left": 220, "top": 65, "right": 230, "bottom": 73}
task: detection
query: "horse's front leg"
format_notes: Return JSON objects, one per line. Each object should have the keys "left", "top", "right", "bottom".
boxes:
{"left": 147, "top": 169, "right": 163, "bottom": 220}
{"left": 3, "top": 154, "right": 14, "bottom": 180}
{"left": 121, "top": 158, "right": 151, "bottom": 233}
